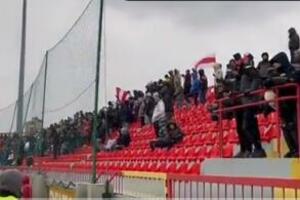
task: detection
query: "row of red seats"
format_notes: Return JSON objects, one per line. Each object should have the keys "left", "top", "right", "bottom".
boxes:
{"left": 96, "top": 144, "right": 233, "bottom": 162}
{"left": 40, "top": 160, "right": 201, "bottom": 174}
{"left": 129, "top": 124, "right": 276, "bottom": 150}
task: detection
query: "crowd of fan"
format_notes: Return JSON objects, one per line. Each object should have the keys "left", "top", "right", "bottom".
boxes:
{"left": 0, "top": 65, "right": 208, "bottom": 165}
{"left": 209, "top": 27, "right": 300, "bottom": 158}
{"left": 0, "top": 111, "right": 94, "bottom": 165}
{"left": 1, "top": 27, "right": 300, "bottom": 166}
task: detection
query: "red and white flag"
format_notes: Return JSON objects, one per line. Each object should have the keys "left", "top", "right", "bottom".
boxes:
{"left": 194, "top": 55, "right": 216, "bottom": 68}
{"left": 116, "top": 87, "right": 130, "bottom": 102}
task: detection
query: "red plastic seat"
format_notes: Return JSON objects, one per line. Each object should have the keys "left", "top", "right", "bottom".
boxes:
{"left": 146, "top": 162, "right": 157, "bottom": 172}
{"left": 223, "top": 144, "right": 234, "bottom": 158}
{"left": 176, "top": 162, "right": 188, "bottom": 174}
{"left": 165, "top": 162, "right": 177, "bottom": 173}
{"left": 209, "top": 145, "right": 221, "bottom": 158}
{"left": 186, "top": 162, "right": 200, "bottom": 174}
{"left": 223, "top": 130, "right": 229, "bottom": 144}
{"left": 205, "top": 131, "right": 216, "bottom": 145}
{"left": 186, "top": 146, "right": 205, "bottom": 161}
{"left": 228, "top": 129, "right": 239, "bottom": 144}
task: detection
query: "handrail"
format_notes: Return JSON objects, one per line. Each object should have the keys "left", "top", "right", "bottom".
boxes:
{"left": 216, "top": 82, "right": 298, "bottom": 103}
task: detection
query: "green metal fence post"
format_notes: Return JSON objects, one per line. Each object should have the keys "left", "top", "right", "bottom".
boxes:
{"left": 92, "top": 0, "right": 104, "bottom": 184}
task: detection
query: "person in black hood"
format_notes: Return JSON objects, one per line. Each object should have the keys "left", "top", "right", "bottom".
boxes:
{"left": 288, "top": 27, "right": 300, "bottom": 64}
{"left": 239, "top": 53, "right": 266, "bottom": 158}
{"left": 268, "top": 52, "right": 299, "bottom": 157}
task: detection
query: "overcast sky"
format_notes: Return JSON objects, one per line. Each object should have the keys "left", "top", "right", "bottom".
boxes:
{"left": 1, "top": 0, "right": 300, "bottom": 109}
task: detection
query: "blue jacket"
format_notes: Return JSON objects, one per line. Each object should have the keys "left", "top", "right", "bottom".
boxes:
{"left": 190, "top": 71, "right": 201, "bottom": 94}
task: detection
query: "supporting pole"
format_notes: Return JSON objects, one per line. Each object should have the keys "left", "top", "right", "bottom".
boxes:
{"left": 22, "top": 84, "right": 33, "bottom": 132}
{"left": 41, "top": 52, "right": 48, "bottom": 129}
{"left": 92, "top": 0, "right": 104, "bottom": 184}
{"left": 17, "top": 0, "right": 27, "bottom": 134}
{"left": 296, "top": 84, "right": 300, "bottom": 159}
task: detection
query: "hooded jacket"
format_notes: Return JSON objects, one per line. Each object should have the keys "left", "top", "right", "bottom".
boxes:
{"left": 289, "top": 28, "right": 300, "bottom": 51}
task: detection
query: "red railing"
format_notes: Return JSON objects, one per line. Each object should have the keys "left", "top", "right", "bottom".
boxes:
{"left": 167, "top": 173, "right": 300, "bottom": 199}
{"left": 215, "top": 83, "right": 300, "bottom": 158}
{"left": 8, "top": 166, "right": 300, "bottom": 198}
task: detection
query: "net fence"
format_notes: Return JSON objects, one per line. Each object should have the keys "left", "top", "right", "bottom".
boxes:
{"left": 0, "top": 0, "right": 100, "bottom": 134}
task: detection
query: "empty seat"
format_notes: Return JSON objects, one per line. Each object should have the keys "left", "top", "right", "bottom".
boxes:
{"left": 228, "top": 129, "right": 239, "bottom": 144}
{"left": 209, "top": 145, "right": 221, "bottom": 158}
{"left": 223, "top": 144, "right": 234, "bottom": 158}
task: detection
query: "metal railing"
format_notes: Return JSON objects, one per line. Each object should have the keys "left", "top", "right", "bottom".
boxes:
{"left": 215, "top": 83, "right": 300, "bottom": 158}
{"left": 167, "top": 173, "right": 300, "bottom": 199}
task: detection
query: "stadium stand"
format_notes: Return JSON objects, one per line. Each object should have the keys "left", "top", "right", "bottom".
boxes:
{"left": 30, "top": 88, "right": 281, "bottom": 175}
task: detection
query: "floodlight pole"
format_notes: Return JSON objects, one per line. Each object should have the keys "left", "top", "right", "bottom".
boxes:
{"left": 92, "top": 0, "right": 104, "bottom": 184}
{"left": 17, "top": 0, "right": 27, "bottom": 134}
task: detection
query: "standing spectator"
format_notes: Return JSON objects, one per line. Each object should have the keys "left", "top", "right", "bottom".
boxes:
{"left": 288, "top": 27, "right": 300, "bottom": 63}
{"left": 152, "top": 92, "right": 167, "bottom": 138}
{"left": 269, "top": 52, "right": 299, "bottom": 157}
{"left": 183, "top": 69, "right": 191, "bottom": 104}
{"left": 223, "top": 60, "right": 248, "bottom": 158}
{"left": 213, "top": 63, "right": 224, "bottom": 99}
{"left": 190, "top": 68, "right": 201, "bottom": 105}
{"left": 233, "top": 53, "right": 244, "bottom": 74}
{"left": 199, "top": 69, "right": 208, "bottom": 104}
{"left": 173, "top": 69, "right": 185, "bottom": 108}
{"left": 144, "top": 93, "right": 155, "bottom": 125}
{"left": 257, "top": 52, "right": 272, "bottom": 80}
{"left": 240, "top": 53, "right": 266, "bottom": 158}
{"left": 159, "top": 81, "right": 174, "bottom": 121}
{"left": 138, "top": 97, "right": 145, "bottom": 127}
{"left": 168, "top": 70, "right": 175, "bottom": 94}
{"left": 51, "top": 126, "right": 60, "bottom": 159}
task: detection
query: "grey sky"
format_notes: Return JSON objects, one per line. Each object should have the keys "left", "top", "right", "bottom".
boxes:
{"left": 1, "top": 0, "right": 300, "bottom": 109}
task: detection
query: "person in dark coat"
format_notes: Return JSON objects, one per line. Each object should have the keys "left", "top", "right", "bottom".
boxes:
{"left": 150, "top": 122, "right": 184, "bottom": 150}
{"left": 116, "top": 126, "right": 131, "bottom": 149}
{"left": 183, "top": 69, "right": 191, "bottom": 104}
{"left": 239, "top": 53, "right": 266, "bottom": 158}
{"left": 288, "top": 27, "right": 300, "bottom": 64}
{"left": 199, "top": 69, "right": 208, "bottom": 104}
{"left": 51, "top": 126, "right": 60, "bottom": 160}
{"left": 269, "top": 52, "right": 299, "bottom": 157}
{"left": 144, "top": 93, "right": 155, "bottom": 124}
{"left": 159, "top": 81, "right": 174, "bottom": 120}
{"left": 233, "top": 53, "right": 244, "bottom": 75}
{"left": 257, "top": 52, "right": 272, "bottom": 80}
{"left": 223, "top": 60, "right": 247, "bottom": 158}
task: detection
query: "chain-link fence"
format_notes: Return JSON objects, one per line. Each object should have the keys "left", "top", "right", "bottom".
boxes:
{"left": 0, "top": 0, "right": 100, "bottom": 135}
